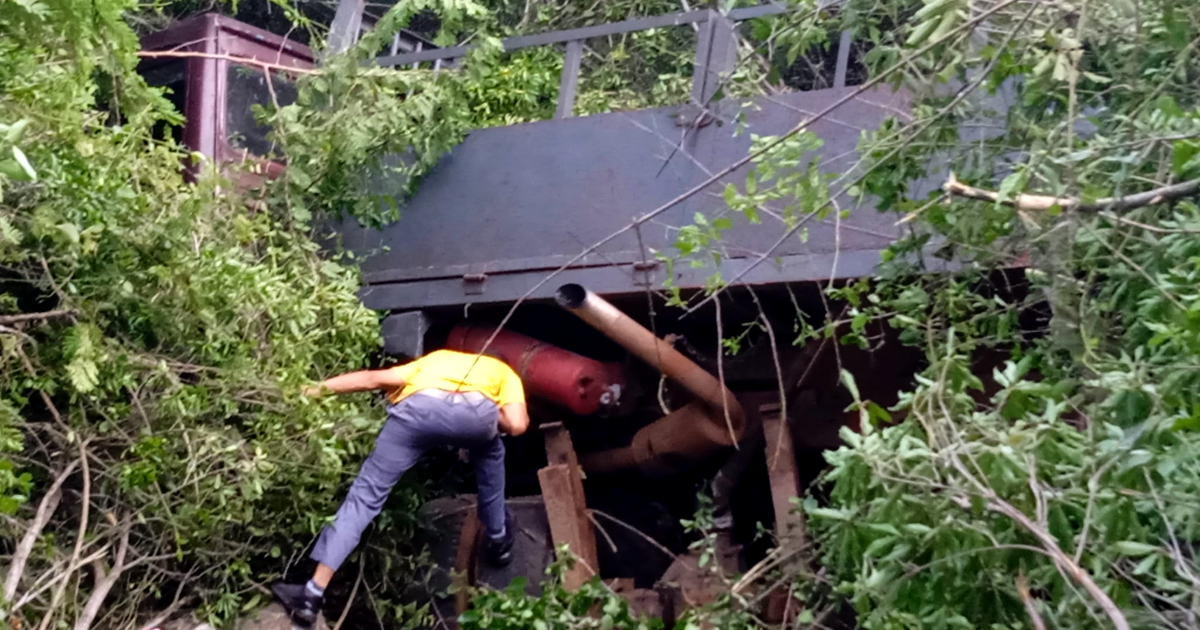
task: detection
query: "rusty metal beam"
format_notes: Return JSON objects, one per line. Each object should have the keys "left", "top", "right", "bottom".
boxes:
{"left": 555, "top": 40, "right": 583, "bottom": 119}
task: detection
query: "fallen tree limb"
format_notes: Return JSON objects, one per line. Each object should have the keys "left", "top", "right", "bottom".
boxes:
{"left": 943, "top": 172, "right": 1200, "bottom": 213}
{"left": 953, "top": 494, "right": 1130, "bottom": 630}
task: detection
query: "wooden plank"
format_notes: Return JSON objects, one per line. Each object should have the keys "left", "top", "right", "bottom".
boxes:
{"left": 762, "top": 408, "right": 807, "bottom": 542}
{"left": 554, "top": 40, "right": 583, "bottom": 119}
{"left": 542, "top": 422, "right": 579, "bottom": 467}
{"left": 453, "top": 506, "right": 482, "bottom": 615}
{"left": 538, "top": 463, "right": 599, "bottom": 590}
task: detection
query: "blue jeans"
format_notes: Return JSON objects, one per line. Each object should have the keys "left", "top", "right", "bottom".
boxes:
{"left": 311, "top": 390, "right": 507, "bottom": 571}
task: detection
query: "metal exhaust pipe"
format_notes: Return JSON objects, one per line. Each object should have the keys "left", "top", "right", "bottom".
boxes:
{"left": 557, "top": 284, "right": 746, "bottom": 476}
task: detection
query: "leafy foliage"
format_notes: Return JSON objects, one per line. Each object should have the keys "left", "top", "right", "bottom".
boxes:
{"left": 0, "top": 0, "right": 501, "bottom": 626}
{"left": 461, "top": 550, "right": 662, "bottom": 630}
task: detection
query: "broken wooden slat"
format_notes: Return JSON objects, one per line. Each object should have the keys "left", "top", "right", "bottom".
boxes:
{"left": 761, "top": 407, "right": 807, "bottom": 543}
{"left": 538, "top": 463, "right": 599, "bottom": 590}
{"left": 453, "top": 506, "right": 482, "bottom": 615}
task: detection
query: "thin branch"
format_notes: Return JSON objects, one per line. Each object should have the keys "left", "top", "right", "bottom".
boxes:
{"left": 135, "top": 50, "right": 318, "bottom": 75}
{"left": 332, "top": 557, "right": 365, "bottom": 630}
{"left": 590, "top": 510, "right": 676, "bottom": 560}
{"left": 39, "top": 441, "right": 92, "bottom": 630}
{"left": 4, "top": 461, "right": 80, "bottom": 602}
{"left": 956, "top": 491, "right": 1131, "bottom": 630}
{"left": 73, "top": 523, "right": 131, "bottom": 630}
{"left": 1016, "top": 574, "right": 1047, "bottom": 630}
{"left": 0, "top": 309, "right": 75, "bottom": 325}
{"left": 943, "top": 172, "right": 1200, "bottom": 213}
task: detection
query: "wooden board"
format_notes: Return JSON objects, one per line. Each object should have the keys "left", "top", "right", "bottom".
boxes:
{"left": 537, "top": 463, "right": 599, "bottom": 590}
{"left": 762, "top": 409, "right": 807, "bottom": 543}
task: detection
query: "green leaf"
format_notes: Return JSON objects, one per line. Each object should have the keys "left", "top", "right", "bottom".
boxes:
{"left": 1112, "top": 541, "right": 1158, "bottom": 556}
{"left": 840, "top": 368, "right": 861, "bottom": 401}
{"left": 5, "top": 119, "right": 28, "bottom": 143}
{"left": 57, "top": 223, "right": 79, "bottom": 244}
{"left": 11, "top": 147, "right": 35, "bottom": 181}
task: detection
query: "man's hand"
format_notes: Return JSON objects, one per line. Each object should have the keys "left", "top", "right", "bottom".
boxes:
{"left": 497, "top": 402, "right": 530, "bottom": 436}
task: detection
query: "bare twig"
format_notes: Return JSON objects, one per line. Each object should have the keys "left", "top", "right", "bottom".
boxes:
{"left": 73, "top": 522, "right": 131, "bottom": 630}
{"left": 332, "top": 557, "right": 365, "bottom": 630}
{"left": 590, "top": 510, "right": 676, "bottom": 560}
{"left": 588, "top": 511, "right": 619, "bottom": 553}
{"left": 943, "top": 172, "right": 1200, "bottom": 214}
{"left": 1016, "top": 574, "right": 1047, "bottom": 630}
{"left": 4, "top": 461, "right": 80, "bottom": 602}
{"left": 956, "top": 491, "right": 1130, "bottom": 630}
{"left": 1100, "top": 211, "right": 1200, "bottom": 234}
{"left": 135, "top": 50, "right": 318, "bottom": 75}
{"left": 39, "top": 441, "right": 92, "bottom": 630}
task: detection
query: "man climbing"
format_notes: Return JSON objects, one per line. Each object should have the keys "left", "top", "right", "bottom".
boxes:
{"left": 272, "top": 349, "right": 530, "bottom": 627}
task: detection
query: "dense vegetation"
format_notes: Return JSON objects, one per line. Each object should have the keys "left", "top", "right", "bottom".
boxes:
{"left": 5, "top": 0, "right": 1200, "bottom": 628}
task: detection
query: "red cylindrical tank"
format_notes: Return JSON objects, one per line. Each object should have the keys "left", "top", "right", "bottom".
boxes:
{"left": 445, "top": 326, "right": 625, "bottom": 416}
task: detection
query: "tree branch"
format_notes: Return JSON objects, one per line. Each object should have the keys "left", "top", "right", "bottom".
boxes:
{"left": 954, "top": 493, "right": 1130, "bottom": 630}
{"left": 4, "top": 461, "right": 80, "bottom": 602}
{"left": 1016, "top": 574, "right": 1047, "bottom": 630}
{"left": 72, "top": 522, "right": 130, "bottom": 630}
{"left": 0, "top": 310, "right": 75, "bottom": 325}
{"left": 943, "top": 172, "right": 1200, "bottom": 213}
{"left": 135, "top": 50, "right": 318, "bottom": 75}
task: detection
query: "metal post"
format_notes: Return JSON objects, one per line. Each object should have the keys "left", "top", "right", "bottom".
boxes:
{"left": 555, "top": 40, "right": 584, "bottom": 119}
{"left": 833, "top": 30, "right": 852, "bottom": 88}
{"left": 690, "top": 9, "right": 737, "bottom": 107}
{"left": 327, "top": 0, "right": 365, "bottom": 56}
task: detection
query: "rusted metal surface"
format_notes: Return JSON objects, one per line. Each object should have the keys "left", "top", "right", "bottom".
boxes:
{"left": 138, "top": 13, "right": 313, "bottom": 184}
{"left": 344, "top": 85, "right": 938, "bottom": 310}
{"left": 558, "top": 284, "right": 747, "bottom": 476}
{"left": 579, "top": 402, "right": 739, "bottom": 477}
{"left": 445, "top": 325, "right": 625, "bottom": 416}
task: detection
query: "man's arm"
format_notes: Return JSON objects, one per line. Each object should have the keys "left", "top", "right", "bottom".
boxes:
{"left": 497, "top": 402, "right": 530, "bottom": 436}
{"left": 303, "top": 369, "right": 405, "bottom": 398}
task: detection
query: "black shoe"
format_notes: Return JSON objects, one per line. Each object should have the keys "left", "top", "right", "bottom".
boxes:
{"left": 272, "top": 582, "right": 321, "bottom": 628}
{"left": 484, "top": 509, "right": 516, "bottom": 568}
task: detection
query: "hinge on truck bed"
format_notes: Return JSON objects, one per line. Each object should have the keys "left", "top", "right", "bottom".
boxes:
{"left": 462, "top": 273, "right": 486, "bottom": 295}
{"left": 632, "top": 260, "right": 659, "bottom": 286}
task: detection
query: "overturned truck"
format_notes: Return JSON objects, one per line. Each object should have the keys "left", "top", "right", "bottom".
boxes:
{"left": 328, "top": 6, "right": 947, "bottom": 625}
{"left": 141, "top": 6, "right": 1021, "bottom": 626}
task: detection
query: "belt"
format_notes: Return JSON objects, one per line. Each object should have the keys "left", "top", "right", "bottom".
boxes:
{"left": 408, "top": 388, "right": 491, "bottom": 404}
